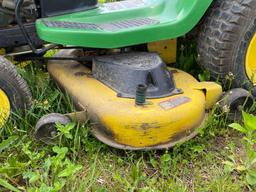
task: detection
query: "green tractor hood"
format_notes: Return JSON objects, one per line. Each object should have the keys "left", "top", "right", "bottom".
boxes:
{"left": 36, "top": 0, "right": 213, "bottom": 48}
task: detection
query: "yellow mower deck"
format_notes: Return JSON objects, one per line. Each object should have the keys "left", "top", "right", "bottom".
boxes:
{"left": 48, "top": 50, "right": 222, "bottom": 150}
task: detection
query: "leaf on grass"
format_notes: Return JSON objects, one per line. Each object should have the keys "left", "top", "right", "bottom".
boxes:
{"left": 223, "top": 161, "right": 234, "bottom": 166}
{"left": 130, "top": 165, "right": 139, "bottom": 182}
{"left": 23, "top": 171, "right": 40, "bottom": 184}
{"left": 191, "top": 145, "right": 205, "bottom": 153}
{"left": 56, "top": 122, "right": 76, "bottom": 140}
{"left": 229, "top": 123, "right": 246, "bottom": 133}
{"left": 236, "top": 165, "right": 246, "bottom": 172}
{"left": 0, "top": 178, "right": 21, "bottom": 192}
{"left": 52, "top": 146, "right": 69, "bottom": 164}
{"left": 251, "top": 156, "right": 256, "bottom": 166}
{"left": 160, "top": 154, "right": 171, "bottom": 163}
{"left": 223, "top": 161, "right": 235, "bottom": 173}
{"left": 150, "top": 158, "right": 158, "bottom": 168}
{"left": 58, "top": 164, "right": 82, "bottom": 178}
{"left": 246, "top": 170, "right": 256, "bottom": 186}
{"left": 38, "top": 183, "right": 53, "bottom": 192}
{"left": 198, "top": 71, "right": 210, "bottom": 82}
{"left": 0, "top": 136, "right": 18, "bottom": 152}
{"left": 52, "top": 146, "right": 68, "bottom": 155}
{"left": 53, "top": 179, "right": 66, "bottom": 191}
{"left": 242, "top": 112, "right": 256, "bottom": 132}
{"left": 227, "top": 155, "right": 236, "bottom": 163}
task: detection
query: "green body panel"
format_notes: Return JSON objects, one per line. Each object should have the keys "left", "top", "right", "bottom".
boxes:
{"left": 36, "top": 0, "right": 213, "bottom": 48}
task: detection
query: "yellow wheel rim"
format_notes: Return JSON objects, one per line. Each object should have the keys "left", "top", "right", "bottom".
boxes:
{"left": 0, "top": 89, "right": 10, "bottom": 128}
{"left": 246, "top": 33, "right": 256, "bottom": 84}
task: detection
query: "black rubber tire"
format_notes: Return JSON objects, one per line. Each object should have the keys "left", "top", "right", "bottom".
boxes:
{"left": 0, "top": 56, "right": 32, "bottom": 111}
{"left": 198, "top": 0, "right": 256, "bottom": 89}
{"left": 35, "top": 113, "right": 70, "bottom": 144}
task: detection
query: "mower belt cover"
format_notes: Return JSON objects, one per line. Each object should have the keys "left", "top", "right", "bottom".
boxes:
{"left": 36, "top": 0, "right": 213, "bottom": 48}
{"left": 39, "top": 0, "right": 98, "bottom": 17}
{"left": 48, "top": 50, "right": 222, "bottom": 150}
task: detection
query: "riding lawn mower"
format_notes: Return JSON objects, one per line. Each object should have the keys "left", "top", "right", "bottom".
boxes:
{"left": 0, "top": 0, "right": 255, "bottom": 150}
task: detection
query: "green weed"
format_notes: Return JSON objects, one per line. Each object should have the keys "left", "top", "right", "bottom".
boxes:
{"left": 224, "top": 112, "right": 256, "bottom": 188}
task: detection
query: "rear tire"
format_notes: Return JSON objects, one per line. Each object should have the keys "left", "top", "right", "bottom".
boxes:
{"left": 0, "top": 56, "right": 32, "bottom": 116}
{"left": 198, "top": 0, "right": 256, "bottom": 89}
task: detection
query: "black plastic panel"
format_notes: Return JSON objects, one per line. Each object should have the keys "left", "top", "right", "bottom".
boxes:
{"left": 0, "top": 23, "right": 43, "bottom": 49}
{"left": 40, "top": 0, "right": 98, "bottom": 17}
{"left": 93, "top": 52, "right": 181, "bottom": 99}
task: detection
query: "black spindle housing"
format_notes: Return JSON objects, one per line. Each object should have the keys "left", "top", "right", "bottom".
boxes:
{"left": 37, "top": 0, "right": 98, "bottom": 17}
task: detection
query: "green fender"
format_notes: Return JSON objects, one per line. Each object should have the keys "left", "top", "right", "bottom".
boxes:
{"left": 36, "top": 0, "right": 213, "bottom": 48}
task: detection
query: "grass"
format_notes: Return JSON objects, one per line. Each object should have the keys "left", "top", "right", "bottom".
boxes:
{"left": 0, "top": 42, "right": 255, "bottom": 192}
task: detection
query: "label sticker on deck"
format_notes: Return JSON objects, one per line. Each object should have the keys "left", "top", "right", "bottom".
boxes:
{"left": 102, "top": 0, "right": 145, "bottom": 12}
{"left": 159, "top": 97, "right": 191, "bottom": 110}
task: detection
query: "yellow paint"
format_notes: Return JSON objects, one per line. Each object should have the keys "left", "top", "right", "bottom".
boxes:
{"left": 48, "top": 51, "right": 222, "bottom": 149}
{"left": 192, "top": 81, "right": 222, "bottom": 110}
{"left": 0, "top": 48, "right": 5, "bottom": 55}
{"left": 148, "top": 39, "right": 177, "bottom": 64}
{"left": 0, "top": 89, "right": 10, "bottom": 128}
{"left": 246, "top": 34, "right": 256, "bottom": 84}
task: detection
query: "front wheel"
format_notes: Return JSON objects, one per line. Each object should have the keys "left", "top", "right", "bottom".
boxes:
{"left": 0, "top": 56, "right": 32, "bottom": 127}
{"left": 198, "top": 0, "right": 256, "bottom": 89}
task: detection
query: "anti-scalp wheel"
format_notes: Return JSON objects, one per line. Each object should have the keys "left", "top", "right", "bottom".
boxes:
{"left": 218, "top": 88, "right": 254, "bottom": 120}
{"left": 35, "top": 113, "right": 70, "bottom": 144}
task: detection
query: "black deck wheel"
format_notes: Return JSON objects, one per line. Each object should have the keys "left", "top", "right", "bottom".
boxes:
{"left": 198, "top": 0, "right": 256, "bottom": 89}
{"left": 35, "top": 113, "right": 70, "bottom": 144}
{"left": 218, "top": 88, "right": 254, "bottom": 120}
